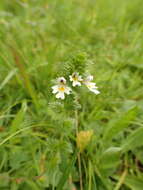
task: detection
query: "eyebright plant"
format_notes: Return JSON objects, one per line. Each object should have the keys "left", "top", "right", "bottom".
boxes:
{"left": 50, "top": 52, "right": 100, "bottom": 189}
{"left": 51, "top": 53, "right": 100, "bottom": 100}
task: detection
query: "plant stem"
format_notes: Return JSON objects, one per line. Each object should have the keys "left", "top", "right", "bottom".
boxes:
{"left": 114, "top": 169, "right": 127, "bottom": 190}
{"left": 75, "top": 109, "right": 83, "bottom": 190}
{"left": 114, "top": 158, "right": 128, "bottom": 190}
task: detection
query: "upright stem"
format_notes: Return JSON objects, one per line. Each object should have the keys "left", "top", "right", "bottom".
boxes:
{"left": 75, "top": 109, "right": 83, "bottom": 190}
{"left": 114, "top": 157, "right": 128, "bottom": 190}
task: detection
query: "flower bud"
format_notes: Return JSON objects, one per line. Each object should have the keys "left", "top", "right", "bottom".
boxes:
{"left": 76, "top": 130, "right": 93, "bottom": 152}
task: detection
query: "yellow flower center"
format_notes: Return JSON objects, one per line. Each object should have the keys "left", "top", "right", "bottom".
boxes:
{"left": 87, "top": 84, "right": 91, "bottom": 88}
{"left": 58, "top": 86, "right": 65, "bottom": 92}
{"left": 73, "top": 76, "right": 78, "bottom": 81}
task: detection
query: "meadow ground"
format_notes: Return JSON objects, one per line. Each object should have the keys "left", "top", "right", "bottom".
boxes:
{"left": 0, "top": 0, "right": 143, "bottom": 189}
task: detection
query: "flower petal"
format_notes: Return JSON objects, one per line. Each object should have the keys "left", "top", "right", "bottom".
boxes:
{"left": 73, "top": 81, "right": 81, "bottom": 87}
{"left": 78, "top": 76, "right": 83, "bottom": 81}
{"left": 86, "top": 75, "right": 93, "bottom": 81}
{"left": 57, "top": 77, "right": 66, "bottom": 84}
{"left": 85, "top": 81, "right": 100, "bottom": 95}
{"left": 65, "top": 87, "right": 72, "bottom": 94}
{"left": 69, "top": 75, "right": 73, "bottom": 81}
{"left": 56, "top": 92, "right": 65, "bottom": 99}
{"left": 52, "top": 85, "right": 59, "bottom": 94}
{"left": 89, "top": 88, "right": 100, "bottom": 94}
{"left": 86, "top": 82, "right": 97, "bottom": 88}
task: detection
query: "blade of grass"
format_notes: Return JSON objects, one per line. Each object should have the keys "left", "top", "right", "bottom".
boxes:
{"left": 11, "top": 47, "right": 39, "bottom": 111}
{"left": 0, "top": 68, "right": 17, "bottom": 90}
{"left": 103, "top": 106, "right": 138, "bottom": 143}
{"left": 57, "top": 152, "right": 77, "bottom": 190}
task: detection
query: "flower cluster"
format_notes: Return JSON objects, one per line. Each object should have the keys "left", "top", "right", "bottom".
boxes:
{"left": 52, "top": 72, "right": 100, "bottom": 99}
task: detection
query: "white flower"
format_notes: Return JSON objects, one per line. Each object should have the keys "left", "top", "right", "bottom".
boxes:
{"left": 52, "top": 77, "right": 71, "bottom": 99}
{"left": 57, "top": 77, "right": 66, "bottom": 84}
{"left": 83, "top": 75, "right": 100, "bottom": 94}
{"left": 69, "top": 72, "right": 83, "bottom": 87}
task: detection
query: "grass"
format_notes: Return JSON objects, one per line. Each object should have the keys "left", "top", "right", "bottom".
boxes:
{"left": 0, "top": 0, "right": 143, "bottom": 189}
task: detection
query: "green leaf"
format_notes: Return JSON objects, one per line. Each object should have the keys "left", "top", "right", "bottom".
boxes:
{"left": 26, "top": 180, "right": 41, "bottom": 190}
{"left": 57, "top": 152, "right": 77, "bottom": 190}
{"left": 99, "top": 147, "right": 122, "bottom": 169}
{"left": 9, "top": 148, "right": 29, "bottom": 169}
{"left": 122, "top": 127, "right": 143, "bottom": 151}
{"left": 124, "top": 175, "right": 143, "bottom": 190}
{"left": 0, "top": 69, "right": 17, "bottom": 90}
{"left": 0, "top": 173, "right": 10, "bottom": 187}
{"left": 10, "top": 101, "right": 27, "bottom": 133}
{"left": 103, "top": 107, "right": 138, "bottom": 143}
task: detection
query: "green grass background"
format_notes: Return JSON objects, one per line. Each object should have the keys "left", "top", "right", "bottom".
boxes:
{"left": 0, "top": 0, "right": 143, "bottom": 189}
